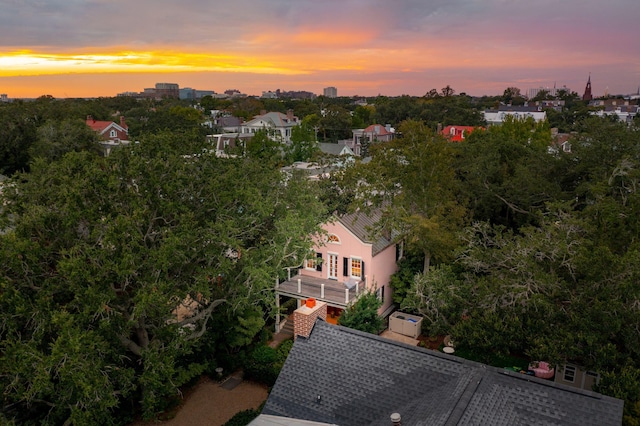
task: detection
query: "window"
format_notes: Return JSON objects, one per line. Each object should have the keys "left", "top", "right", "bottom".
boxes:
{"left": 327, "top": 234, "right": 340, "bottom": 244}
{"left": 110, "top": 129, "right": 117, "bottom": 138}
{"left": 376, "top": 285, "right": 384, "bottom": 302}
{"left": 350, "top": 258, "right": 362, "bottom": 278}
{"left": 306, "top": 253, "right": 322, "bottom": 271}
{"left": 563, "top": 365, "right": 576, "bottom": 383}
{"left": 343, "top": 257, "right": 365, "bottom": 279}
{"left": 305, "top": 258, "right": 316, "bottom": 270}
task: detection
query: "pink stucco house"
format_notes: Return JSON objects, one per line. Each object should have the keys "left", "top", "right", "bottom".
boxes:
{"left": 275, "top": 210, "right": 398, "bottom": 330}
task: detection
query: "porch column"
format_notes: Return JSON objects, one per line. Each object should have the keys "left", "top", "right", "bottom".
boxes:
{"left": 297, "top": 278, "right": 301, "bottom": 293}
{"left": 321, "top": 283, "right": 325, "bottom": 299}
{"left": 345, "top": 288, "right": 349, "bottom": 304}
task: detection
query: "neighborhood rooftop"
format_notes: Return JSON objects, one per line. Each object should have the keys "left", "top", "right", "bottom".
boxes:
{"left": 260, "top": 320, "right": 624, "bottom": 426}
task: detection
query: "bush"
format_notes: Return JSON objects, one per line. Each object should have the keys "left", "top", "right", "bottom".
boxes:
{"left": 243, "top": 346, "right": 280, "bottom": 386}
{"left": 243, "top": 339, "right": 294, "bottom": 387}
{"left": 338, "top": 291, "right": 383, "bottom": 334}
{"left": 223, "top": 402, "right": 265, "bottom": 426}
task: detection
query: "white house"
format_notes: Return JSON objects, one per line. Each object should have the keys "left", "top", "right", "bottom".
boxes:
{"left": 240, "top": 110, "right": 300, "bottom": 143}
{"left": 483, "top": 106, "right": 547, "bottom": 125}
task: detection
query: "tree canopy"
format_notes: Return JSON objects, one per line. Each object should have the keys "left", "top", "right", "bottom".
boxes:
{"left": 0, "top": 136, "right": 326, "bottom": 423}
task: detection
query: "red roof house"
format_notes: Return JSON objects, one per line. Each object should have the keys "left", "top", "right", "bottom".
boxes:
{"left": 86, "top": 115, "right": 129, "bottom": 143}
{"left": 86, "top": 115, "right": 130, "bottom": 156}
{"left": 441, "top": 125, "right": 482, "bottom": 142}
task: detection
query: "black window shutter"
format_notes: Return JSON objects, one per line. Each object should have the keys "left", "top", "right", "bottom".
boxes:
{"left": 343, "top": 257, "right": 349, "bottom": 276}
{"left": 361, "top": 261, "right": 365, "bottom": 279}
{"left": 316, "top": 253, "right": 323, "bottom": 272}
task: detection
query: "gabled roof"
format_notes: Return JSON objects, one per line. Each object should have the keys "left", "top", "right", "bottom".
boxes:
{"left": 354, "top": 124, "right": 393, "bottom": 137}
{"left": 440, "top": 125, "right": 480, "bottom": 142}
{"left": 245, "top": 111, "right": 299, "bottom": 128}
{"left": 337, "top": 210, "right": 393, "bottom": 256}
{"left": 318, "top": 143, "right": 354, "bottom": 156}
{"left": 263, "top": 320, "right": 624, "bottom": 426}
{"left": 86, "top": 118, "right": 127, "bottom": 135}
{"left": 363, "top": 124, "right": 392, "bottom": 136}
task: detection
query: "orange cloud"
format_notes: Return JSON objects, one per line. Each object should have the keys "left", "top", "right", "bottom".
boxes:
{"left": 0, "top": 49, "right": 311, "bottom": 77}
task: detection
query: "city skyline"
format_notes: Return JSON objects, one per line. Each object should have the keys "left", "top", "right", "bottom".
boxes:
{"left": 1, "top": 0, "right": 638, "bottom": 99}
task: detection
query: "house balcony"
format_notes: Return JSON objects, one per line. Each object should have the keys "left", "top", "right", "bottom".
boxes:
{"left": 276, "top": 273, "right": 367, "bottom": 308}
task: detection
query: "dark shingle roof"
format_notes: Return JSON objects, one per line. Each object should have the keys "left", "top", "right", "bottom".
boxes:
{"left": 262, "top": 320, "right": 624, "bottom": 426}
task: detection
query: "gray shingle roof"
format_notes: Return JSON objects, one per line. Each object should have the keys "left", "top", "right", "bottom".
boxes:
{"left": 338, "top": 210, "right": 393, "bottom": 256}
{"left": 262, "top": 320, "right": 624, "bottom": 426}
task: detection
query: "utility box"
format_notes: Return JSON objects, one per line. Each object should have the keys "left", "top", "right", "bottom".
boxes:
{"left": 388, "top": 311, "right": 423, "bottom": 339}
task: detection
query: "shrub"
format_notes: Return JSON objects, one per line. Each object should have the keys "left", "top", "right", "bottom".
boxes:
{"left": 243, "top": 346, "right": 279, "bottom": 386}
{"left": 223, "top": 402, "right": 265, "bottom": 426}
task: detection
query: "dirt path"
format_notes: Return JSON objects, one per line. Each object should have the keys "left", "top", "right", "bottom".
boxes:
{"left": 131, "top": 376, "right": 269, "bottom": 426}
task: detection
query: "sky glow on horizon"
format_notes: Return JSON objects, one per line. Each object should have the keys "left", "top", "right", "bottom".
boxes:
{"left": 0, "top": 0, "right": 638, "bottom": 98}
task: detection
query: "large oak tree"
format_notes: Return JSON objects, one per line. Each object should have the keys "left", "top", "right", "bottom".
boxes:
{"left": 0, "top": 137, "right": 326, "bottom": 423}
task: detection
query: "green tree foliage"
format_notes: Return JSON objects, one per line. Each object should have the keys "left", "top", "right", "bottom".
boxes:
{"left": 283, "top": 122, "right": 318, "bottom": 164}
{"left": 501, "top": 86, "right": 526, "bottom": 105}
{"left": 30, "top": 118, "right": 104, "bottom": 163}
{"left": 131, "top": 104, "right": 207, "bottom": 138}
{"left": 338, "top": 291, "right": 383, "bottom": 334}
{"left": 243, "top": 339, "right": 293, "bottom": 387}
{"left": 352, "top": 105, "right": 376, "bottom": 128}
{"left": 373, "top": 92, "right": 484, "bottom": 132}
{"left": 0, "top": 103, "right": 38, "bottom": 175}
{"left": 0, "top": 135, "right": 326, "bottom": 423}
{"left": 388, "top": 253, "right": 424, "bottom": 305}
{"left": 245, "top": 129, "right": 281, "bottom": 164}
{"left": 400, "top": 264, "right": 465, "bottom": 335}
{"left": 319, "top": 105, "right": 352, "bottom": 142}
{"left": 353, "top": 119, "right": 467, "bottom": 273}
{"left": 456, "top": 116, "right": 563, "bottom": 230}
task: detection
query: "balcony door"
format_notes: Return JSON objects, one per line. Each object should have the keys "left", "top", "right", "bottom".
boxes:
{"left": 328, "top": 253, "right": 338, "bottom": 280}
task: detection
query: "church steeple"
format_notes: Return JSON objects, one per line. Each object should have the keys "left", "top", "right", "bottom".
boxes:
{"left": 582, "top": 74, "right": 593, "bottom": 101}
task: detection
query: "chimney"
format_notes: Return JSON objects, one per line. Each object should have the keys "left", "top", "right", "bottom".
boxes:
{"left": 87, "top": 115, "right": 93, "bottom": 122}
{"left": 260, "top": 109, "right": 267, "bottom": 116}
{"left": 436, "top": 123, "right": 443, "bottom": 134}
{"left": 286, "top": 109, "right": 294, "bottom": 121}
{"left": 120, "top": 116, "right": 127, "bottom": 128}
{"left": 293, "top": 299, "right": 327, "bottom": 340}
{"left": 390, "top": 413, "right": 401, "bottom": 426}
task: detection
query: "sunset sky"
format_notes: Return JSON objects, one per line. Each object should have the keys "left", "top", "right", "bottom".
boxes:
{"left": 1, "top": 0, "right": 638, "bottom": 99}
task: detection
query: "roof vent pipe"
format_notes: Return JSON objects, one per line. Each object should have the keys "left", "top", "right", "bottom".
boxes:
{"left": 390, "top": 412, "right": 401, "bottom": 425}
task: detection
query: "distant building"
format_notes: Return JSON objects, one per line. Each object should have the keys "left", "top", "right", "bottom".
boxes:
{"left": 180, "top": 87, "right": 197, "bottom": 100}
{"left": 440, "top": 125, "right": 483, "bottom": 142}
{"left": 582, "top": 75, "right": 593, "bottom": 101}
{"left": 528, "top": 84, "right": 570, "bottom": 99}
{"left": 116, "top": 91, "right": 139, "bottom": 97}
{"left": 224, "top": 89, "right": 245, "bottom": 97}
{"left": 0, "top": 94, "right": 8, "bottom": 103}
{"left": 276, "top": 89, "right": 316, "bottom": 100}
{"left": 154, "top": 82, "right": 179, "bottom": 99}
{"left": 85, "top": 115, "right": 130, "bottom": 156}
{"left": 323, "top": 86, "right": 337, "bottom": 98}
{"left": 483, "top": 105, "right": 547, "bottom": 125}
{"left": 241, "top": 110, "right": 300, "bottom": 143}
